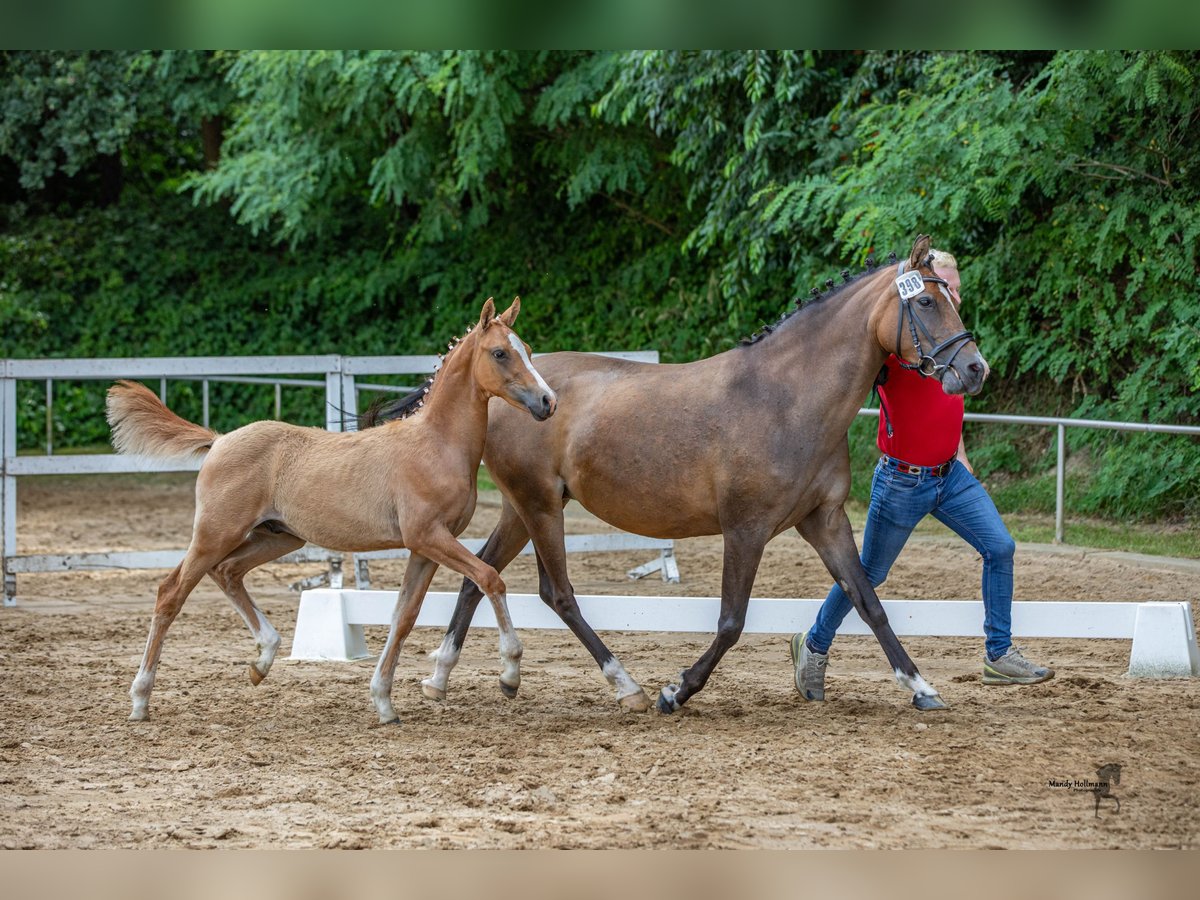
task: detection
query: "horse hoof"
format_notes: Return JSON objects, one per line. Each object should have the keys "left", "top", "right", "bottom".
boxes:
{"left": 912, "top": 693, "right": 948, "bottom": 711}
{"left": 656, "top": 685, "right": 681, "bottom": 715}
{"left": 421, "top": 681, "right": 446, "bottom": 702}
{"left": 382, "top": 717, "right": 401, "bottom": 726}
{"left": 128, "top": 711, "right": 148, "bottom": 722}
{"left": 248, "top": 664, "right": 266, "bottom": 686}
{"left": 619, "top": 690, "right": 652, "bottom": 713}
{"left": 499, "top": 679, "right": 519, "bottom": 700}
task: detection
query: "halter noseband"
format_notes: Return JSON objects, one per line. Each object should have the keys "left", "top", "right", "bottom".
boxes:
{"left": 893, "top": 259, "right": 974, "bottom": 380}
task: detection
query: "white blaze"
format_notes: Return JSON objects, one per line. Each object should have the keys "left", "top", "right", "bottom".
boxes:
{"left": 507, "top": 333, "right": 556, "bottom": 402}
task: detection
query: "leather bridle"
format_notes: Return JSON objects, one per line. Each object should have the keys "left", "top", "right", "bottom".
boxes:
{"left": 893, "top": 259, "right": 975, "bottom": 380}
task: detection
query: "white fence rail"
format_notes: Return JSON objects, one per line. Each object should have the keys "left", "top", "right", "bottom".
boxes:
{"left": 0, "top": 353, "right": 671, "bottom": 606}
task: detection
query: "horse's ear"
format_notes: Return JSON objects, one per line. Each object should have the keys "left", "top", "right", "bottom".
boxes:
{"left": 478, "top": 297, "right": 497, "bottom": 330}
{"left": 498, "top": 296, "right": 520, "bottom": 327}
{"left": 908, "top": 234, "right": 931, "bottom": 269}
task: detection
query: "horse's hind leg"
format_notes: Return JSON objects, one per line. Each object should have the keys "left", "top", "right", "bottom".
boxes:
{"left": 422, "top": 499, "right": 530, "bottom": 702}
{"left": 130, "top": 532, "right": 246, "bottom": 721}
{"left": 796, "top": 504, "right": 943, "bottom": 710}
{"left": 527, "top": 507, "right": 650, "bottom": 712}
{"left": 207, "top": 525, "right": 305, "bottom": 686}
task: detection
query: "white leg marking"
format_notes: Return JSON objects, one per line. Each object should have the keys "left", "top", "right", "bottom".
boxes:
{"left": 602, "top": 658, "right": 644, "bottom": 701}
{"left": 422, "top": 632, "right": 461, "bottom": 696}
{"left": 231, "top": 602, "right": 280, "bottom": 677}
{"left": 895, "top": 668, "right": 939, "bottom": 697}
{"left": 507, "top": 334, "right": 557, "bottom": 404}
{"left": 486, "top": 591, "right": 524, "bottom": 690}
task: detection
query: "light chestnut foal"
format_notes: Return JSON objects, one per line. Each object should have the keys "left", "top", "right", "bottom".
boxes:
{"left": 107, "top": 297, "right": 556, "bottom": 724}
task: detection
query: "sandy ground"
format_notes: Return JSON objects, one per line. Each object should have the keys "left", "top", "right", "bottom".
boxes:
{"left": 2, "top": 474, "right": 1198, "bottom": 849}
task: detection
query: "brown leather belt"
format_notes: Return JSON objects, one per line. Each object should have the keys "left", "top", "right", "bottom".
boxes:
{"left": 883, "top": 455, "right": 956, "bottom": 477}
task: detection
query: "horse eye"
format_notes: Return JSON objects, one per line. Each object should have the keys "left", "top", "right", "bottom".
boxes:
{"left": 492, "top": 349, "right": 507, "bottom": 360}
{"left": 917, "top": 295, "right": 934, "bottom": 308}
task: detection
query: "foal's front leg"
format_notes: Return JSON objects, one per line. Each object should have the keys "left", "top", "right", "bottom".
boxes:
{"left": 422, "top": 501, "right": 532, "bottom": 703}
{"left": 370, "top": 553, "right": 439, "bottom": 724}
{"left": 407, "top": 530, "right": 523, "bottom": 703}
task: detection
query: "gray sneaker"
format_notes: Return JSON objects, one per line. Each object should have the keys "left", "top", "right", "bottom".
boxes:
{"left": 982, "top": 646, "right": 1055, "bottom": 685}
{"left": 790, "top": 631, "right": 828, "bottom": 701}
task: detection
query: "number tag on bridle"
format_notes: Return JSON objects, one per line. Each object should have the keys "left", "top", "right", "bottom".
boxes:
{"left": 895, "top": 271, "right": 925, "bottom": 300}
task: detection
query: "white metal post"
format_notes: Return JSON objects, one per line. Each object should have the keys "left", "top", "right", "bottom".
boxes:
{"left": 324, "top": 360, "right": 358, "bottom": 433}
{"left": 45, "top": 379, "right": 53, "bottom": 456}
{"left": 1055, "top": 423, "right": 1065, "bottom": 544}
{"left": 2, "top": 376, "right": 17, "bottom": 605}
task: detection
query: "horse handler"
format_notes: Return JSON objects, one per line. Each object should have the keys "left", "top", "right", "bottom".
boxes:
{"left": 790, "top": 249, "right": 1054, "bottom": 701}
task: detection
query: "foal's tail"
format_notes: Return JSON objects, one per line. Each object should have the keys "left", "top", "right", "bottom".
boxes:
{"left": 106, "top": 380, "right": 217, "bottom": 459}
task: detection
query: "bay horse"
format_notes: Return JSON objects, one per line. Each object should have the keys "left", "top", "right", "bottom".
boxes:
{"left": 373, "top": 235, "right": 986, "bottom": 714}
{"left": 107, "top": 297, "right": 556, "bottom": 724}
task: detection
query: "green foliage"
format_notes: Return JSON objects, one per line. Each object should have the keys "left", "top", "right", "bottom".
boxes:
{"left": 2, "top": 50, "right": 1199, "bottom": 521}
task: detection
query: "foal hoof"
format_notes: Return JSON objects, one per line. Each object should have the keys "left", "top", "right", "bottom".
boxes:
{"left": 248, "top": 664, "right": 267, "bottom": 686}
{"left": 421, "top": 680, "right": 446, "bottom": 702}
{"left": 619, "top": 690, "right": 652, "bottom": 713}
{"left": 499, "top": 679, "right": 519, "bottom": 700}
{"left": 656, "top": 684, "right": 682, "bottom": 715}
{"left": 912, "top": 693, "right": 948, "bottom": 711}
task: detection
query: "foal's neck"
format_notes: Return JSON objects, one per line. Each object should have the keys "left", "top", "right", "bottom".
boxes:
{"left": 419, "top": 331, "right": 490, "bottom": 456}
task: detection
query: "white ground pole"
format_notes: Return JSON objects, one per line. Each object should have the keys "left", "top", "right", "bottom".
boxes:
{"left": 291, "top": 591, "right": 1200, "bottom": 679}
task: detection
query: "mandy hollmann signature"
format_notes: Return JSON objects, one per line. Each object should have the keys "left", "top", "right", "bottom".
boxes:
{"left": 1048, "top": 763, "right": 1122, "bottom": 816}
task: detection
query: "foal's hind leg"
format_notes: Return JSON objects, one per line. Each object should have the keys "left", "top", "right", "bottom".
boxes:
{"left": 129, "top": 531, "right": 247, "bottom": 721}
{"left": 422, "top": 499, "right": 530, "bottom": 702}
{"left": 207, "top": 526, "right": 305, "bottom": 687}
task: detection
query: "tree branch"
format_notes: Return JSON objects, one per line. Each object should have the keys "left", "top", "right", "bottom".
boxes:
{"left": 602, "top": 193, "right": 675, "bottom": 237}
{"left": 1065, "top": 158, "right": 1172, "bottom": 188}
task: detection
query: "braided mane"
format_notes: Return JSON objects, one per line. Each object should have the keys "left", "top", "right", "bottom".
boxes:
{"left": 739, "top": 252, "right": 899, "bottom": 347}
{"left": 358, "top": 322, "right": 477, "bottom": 428}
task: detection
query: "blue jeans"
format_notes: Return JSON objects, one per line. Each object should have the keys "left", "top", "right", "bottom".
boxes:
{"left": 807, "top": 457, "right": 1016, "bottom": 661}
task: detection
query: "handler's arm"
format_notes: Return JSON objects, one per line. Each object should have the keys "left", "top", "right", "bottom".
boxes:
{"left": 956, "top": 435, "right": 973, "bottom": 475}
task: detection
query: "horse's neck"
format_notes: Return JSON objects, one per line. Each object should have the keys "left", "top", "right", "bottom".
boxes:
{"left": 757, "top": 273, "right": 891, "bottom": 431}
{"left": 420, "top": 338, "right": 490, "bottom": 459}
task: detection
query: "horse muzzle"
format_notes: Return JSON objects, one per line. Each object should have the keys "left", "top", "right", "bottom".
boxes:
{"left": 941, "top": 349, "right": 988, "bottom": 397}
{"left": 522, "top": 389, "right": 557, "bottom": 421}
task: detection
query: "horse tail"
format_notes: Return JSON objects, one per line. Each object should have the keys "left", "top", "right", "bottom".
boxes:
{"left": 106, "top": 380, "right": 217, "bottom": 459}
{"left": 358, "top": 377, "right": 433, "bottom": 429}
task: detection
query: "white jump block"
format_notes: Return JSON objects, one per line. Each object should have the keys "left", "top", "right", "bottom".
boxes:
{"left": 289, "top": 590, "right": 1200, "bottom": 679}
{"left": 291, "top": 590, "right": 370, "bottom": 660}
{"left": 1128, "top": 602, "right": 1200, "bottom": 678}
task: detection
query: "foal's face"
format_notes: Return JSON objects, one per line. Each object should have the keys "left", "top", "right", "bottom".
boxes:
{"left": 881, "top": 235, "right": 989, "bottom": 397}
{"left": 472, "top": 297, "right": 558, "bottom": 421}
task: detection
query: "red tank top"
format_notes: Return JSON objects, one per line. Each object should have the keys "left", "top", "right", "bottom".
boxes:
{"left": 876, "top": 355, "right": 963, "bottom": 465}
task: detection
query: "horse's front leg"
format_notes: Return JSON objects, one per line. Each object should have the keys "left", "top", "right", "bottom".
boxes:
{"left": 408, "top": 530, "right": 523, "bottom": 702}
{"left": 526, "top": 506, "right": 650, "bottom": 711}
{"left": 370, "top": 553, "right": 439, "bottom": 724}
{"left": 797, "top": 504, "right": 945, "bottom": 710}
{"left": 657, "top": 527, "right": 767, "bottom": 714}
{"left": 422, "top": 500, "right": 530, "bottom": 702}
